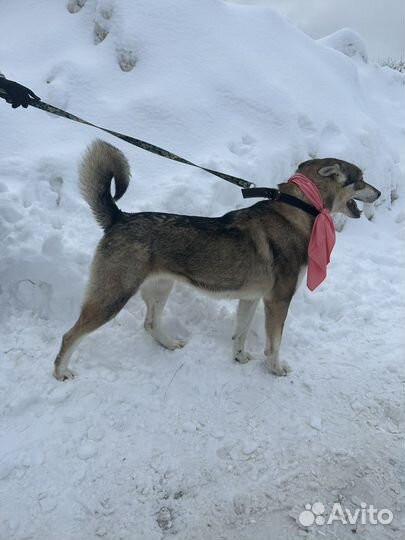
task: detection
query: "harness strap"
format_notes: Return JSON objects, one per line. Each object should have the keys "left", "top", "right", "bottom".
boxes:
{"left": 241, "top": 187, "right": 319, "bottom": 217}
{"left": 27, "top": 99, "right": 255, "bottom": 190}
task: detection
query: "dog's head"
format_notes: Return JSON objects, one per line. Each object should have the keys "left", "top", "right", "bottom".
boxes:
{"left": 297, "top": 158, "right": 381, "bottom": 218}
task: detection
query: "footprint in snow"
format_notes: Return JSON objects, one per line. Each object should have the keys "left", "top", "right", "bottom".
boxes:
{"left": 117, "top": 49, "right": 137, "bottom": 72}
{"left": 156, "top": 506, "right": 174, "bottom": 531}
{"left": 297, "top": 113, "right": 317, "bottom": 133}
{"left": 49, "top": 176, "right": 63, "bottom": 207}
{"left": 93, "top": 4, "right": 114, "bottom": 44}
{"left": 227, "top": 134, "right": 257, "bottom": 157}
{"left": 66, "top": 0, "right": 88, "bottom": 14}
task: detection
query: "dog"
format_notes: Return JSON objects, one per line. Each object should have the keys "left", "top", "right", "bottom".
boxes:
{"left": 53, "top": 139, "right": 381, "bottom": 380}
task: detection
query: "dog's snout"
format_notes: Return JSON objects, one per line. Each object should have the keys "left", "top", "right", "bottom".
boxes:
{"left": 354, "top": 183, "right": 381, "bottom": 204}
{"left": 370, "top": 186, "right": 381, "bottom": 202}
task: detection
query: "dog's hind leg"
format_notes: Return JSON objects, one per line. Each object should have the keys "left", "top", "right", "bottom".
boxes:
{"left": 263, "top": 296, "right": 293, "bottom": 376}
{"left": 54, "top": 245, "right": 146, "bottom": 381}
{"left": 141, "top": 279, "right": 186, "bottom": 350}
{"left": 233, "top": 299, "right": 259, "bottom": 364}
{"left": 53, "top": 288, "right": 137, "bottom": 381}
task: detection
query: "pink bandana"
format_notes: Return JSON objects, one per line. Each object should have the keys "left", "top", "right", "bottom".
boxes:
{"left": 288, "top": 173, "right": 336, "bottom": 291}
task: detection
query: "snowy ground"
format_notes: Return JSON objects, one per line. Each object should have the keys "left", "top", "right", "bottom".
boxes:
{"left": 0, "top": 1, "right": 404, "bottom": 539}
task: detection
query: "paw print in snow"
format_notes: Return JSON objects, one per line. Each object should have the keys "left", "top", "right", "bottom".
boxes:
{"left": 117, "top": 49, "right": 137, "bottom": 72}
{"left": 66, "top": 0, "right": 88, "bottom": 14}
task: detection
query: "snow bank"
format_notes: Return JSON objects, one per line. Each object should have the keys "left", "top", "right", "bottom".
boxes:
{"left": 0, "top": 1, "right": 404, "bottom": 539}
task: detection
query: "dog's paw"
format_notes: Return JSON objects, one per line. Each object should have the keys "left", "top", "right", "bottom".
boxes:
{"left": 234, "top": 351, "right": 253, "bottom": 364}
{"left": 269, "top": 361, "right": 291, "bottom": 377}
{"left": 53, "top": 368, "right": 76, "bottom": 381}
{"left": 165, "top": 338, "right": 187, "bottom": 351}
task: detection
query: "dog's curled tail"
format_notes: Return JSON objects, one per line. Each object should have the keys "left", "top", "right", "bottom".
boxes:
{"left": 79, "top": 139, "right": 131, "bottom": 230}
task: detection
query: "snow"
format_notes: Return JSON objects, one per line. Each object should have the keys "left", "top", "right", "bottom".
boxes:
{"left": 318, "top": 28, "right": 369, "bottom": 63}
{"left": 0, "top": 1, "right": 404, "bottom": 539}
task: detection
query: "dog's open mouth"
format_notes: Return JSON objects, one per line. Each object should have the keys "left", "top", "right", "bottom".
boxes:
{"left": 347, "top": 198, "right": 362, "bottom": 218}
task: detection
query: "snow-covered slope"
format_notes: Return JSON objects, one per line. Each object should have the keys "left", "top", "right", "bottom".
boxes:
{"left": 0, "top": 1, "right": 404, "bottom": 539}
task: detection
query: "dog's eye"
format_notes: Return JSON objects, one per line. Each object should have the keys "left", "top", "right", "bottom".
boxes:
{"left": 354, "top": 180, "right": 365, "bottom": 190}
{"left": 343, "top": 173, "right": 356, "bottom": 187}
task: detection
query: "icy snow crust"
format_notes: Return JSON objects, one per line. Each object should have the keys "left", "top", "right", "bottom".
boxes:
{"left": 0, "top": 1, "right": 404, "bottom": 539}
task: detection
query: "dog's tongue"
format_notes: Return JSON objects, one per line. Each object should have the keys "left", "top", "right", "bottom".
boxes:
{"left": 347, "top": 199, "right": 362, "bottom": 218}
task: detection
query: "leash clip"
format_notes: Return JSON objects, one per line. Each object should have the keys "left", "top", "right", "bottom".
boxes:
{"left": 241, "top": 187, "right": 278, "bottom": 200}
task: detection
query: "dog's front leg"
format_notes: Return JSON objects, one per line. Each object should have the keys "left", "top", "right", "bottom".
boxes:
{"left": 233, "top": 299, "right": 259, "bottom": 364}
{"left": 263, "top": 297, "right": 292, "bottom": 376}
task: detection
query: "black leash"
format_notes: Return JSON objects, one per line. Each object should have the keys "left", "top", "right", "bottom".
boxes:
{"left": 27, "top": 99, "right": 255, "bottom": 190}
{"left": 29, "top": 101, "right": 318, "bottom": 217}
{"left": 1, "top": 85, "right": 319, "bottom": 217}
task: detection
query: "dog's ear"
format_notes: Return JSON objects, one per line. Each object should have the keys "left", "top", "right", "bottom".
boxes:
{"left": 318, "top": 163, "right": 341, "bottom": 177}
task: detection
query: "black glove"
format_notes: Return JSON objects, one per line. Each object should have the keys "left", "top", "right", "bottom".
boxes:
{"left": 0, "top": 78, "right": 41, "bottom": 108}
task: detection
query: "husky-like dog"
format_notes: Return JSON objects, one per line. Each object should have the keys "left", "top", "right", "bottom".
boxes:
{"left": 53, "top": 140, "right": 380, "bottom": 380}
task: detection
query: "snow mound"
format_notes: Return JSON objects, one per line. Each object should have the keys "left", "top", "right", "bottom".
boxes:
{"left": 319, "top": 28, "right": 369, "bottom": 63}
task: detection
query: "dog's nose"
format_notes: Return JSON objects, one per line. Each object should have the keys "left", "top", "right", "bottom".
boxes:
{"left": 375, "top": 189, "right": 381, "bottom": 199}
